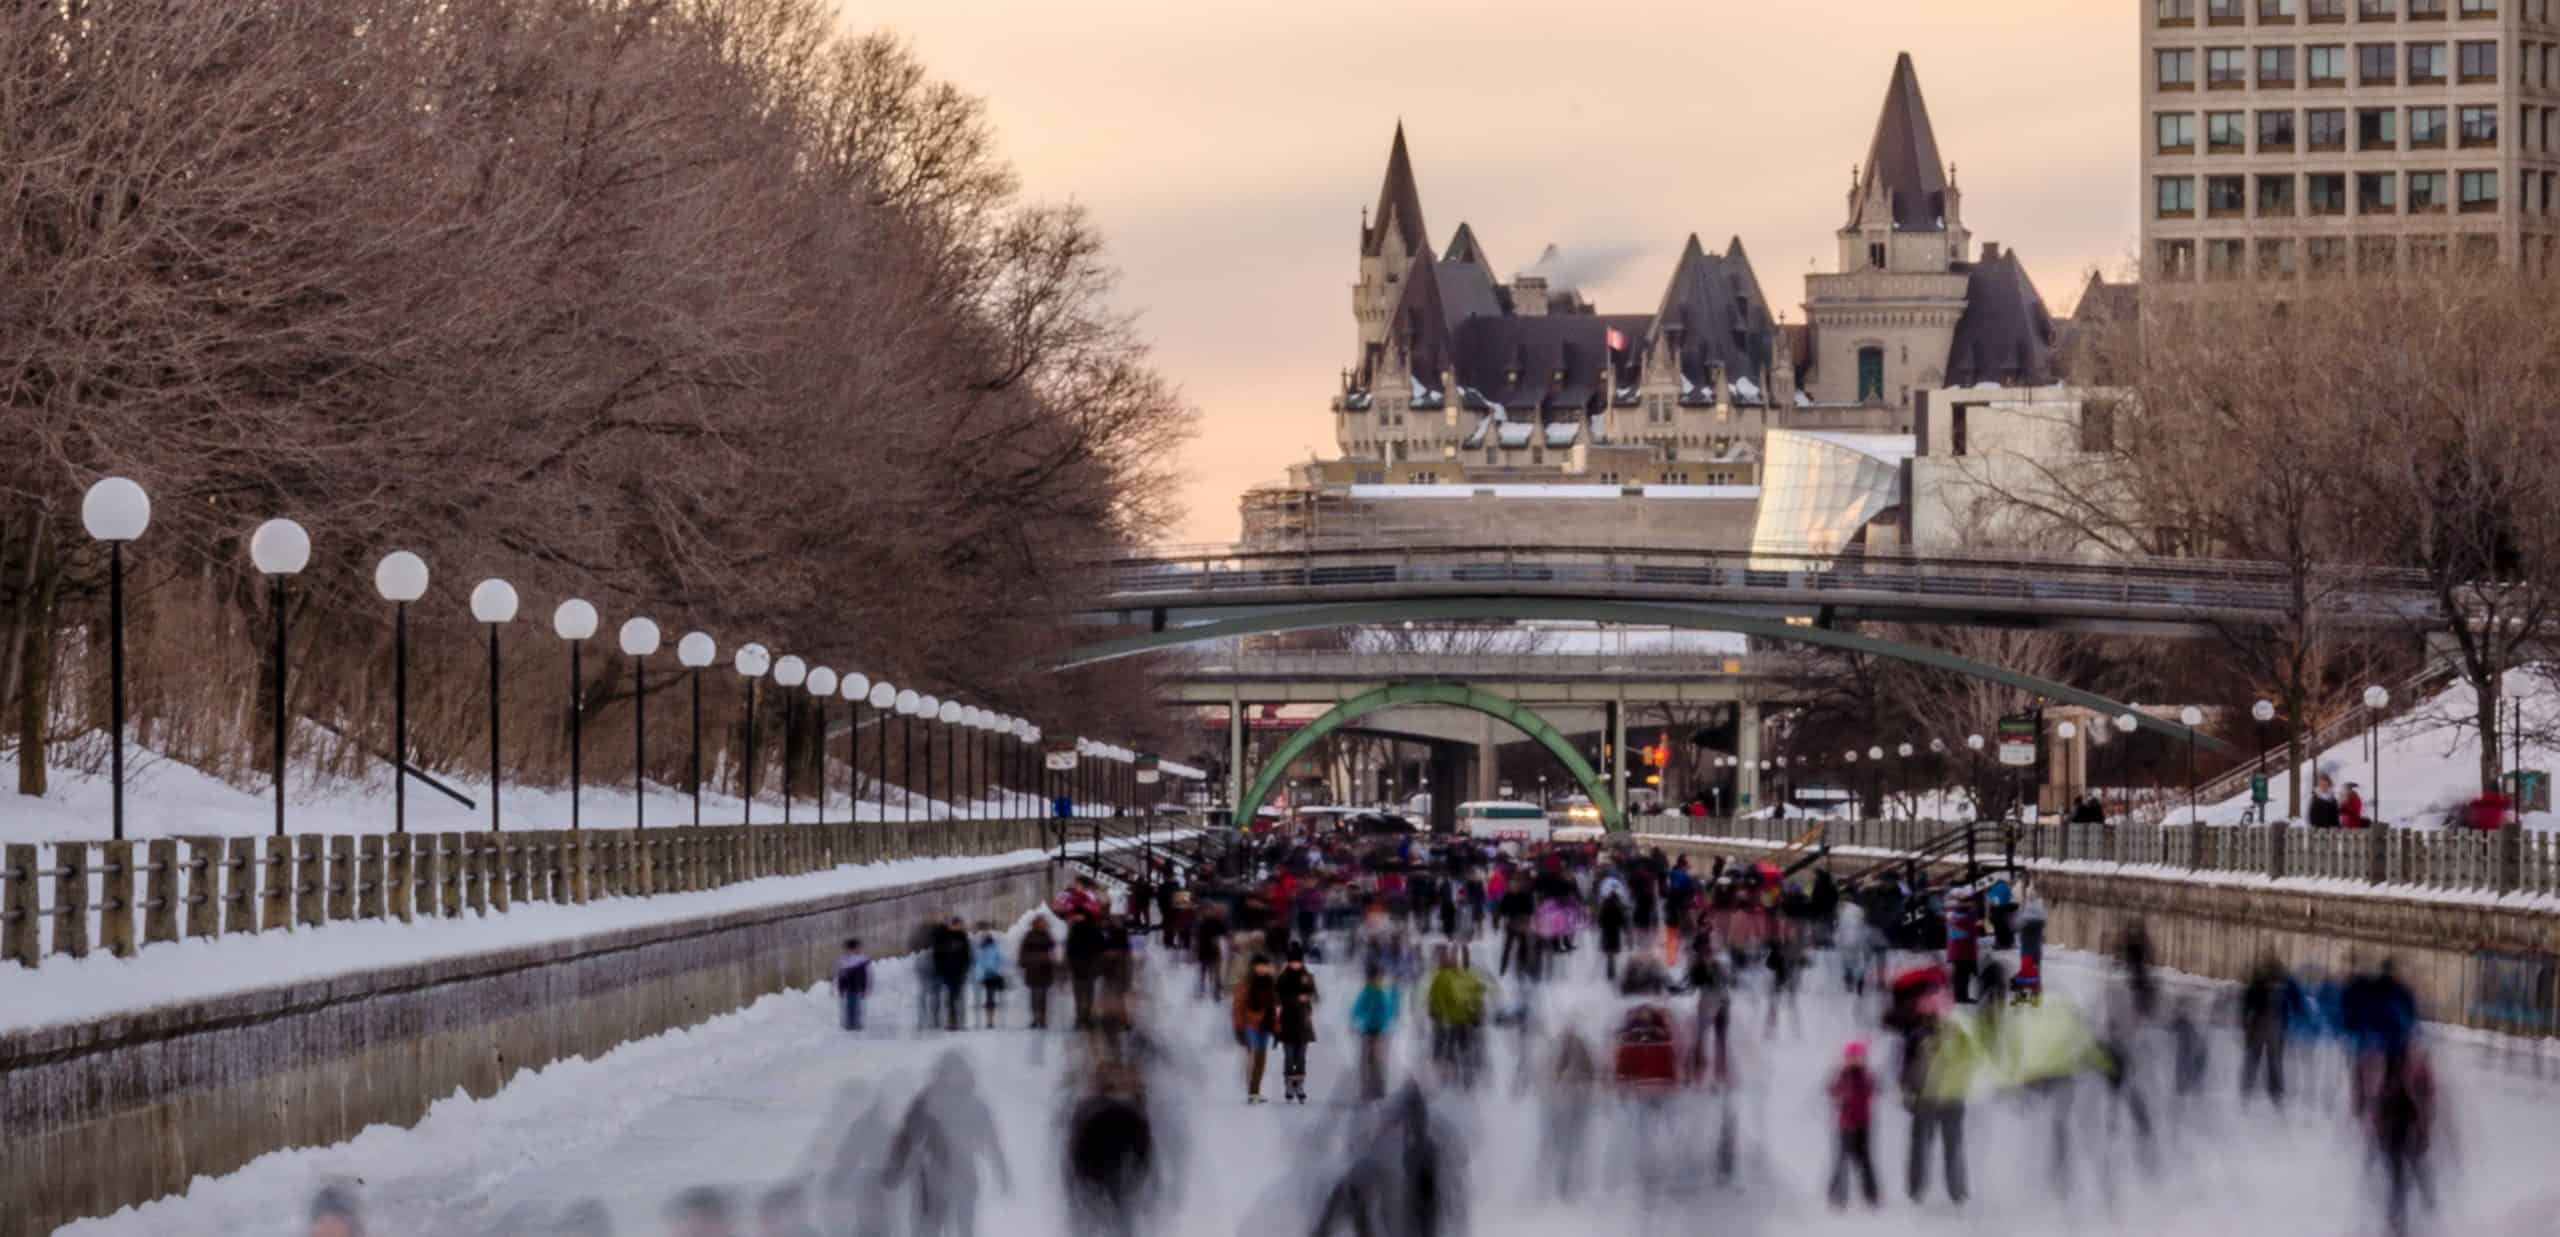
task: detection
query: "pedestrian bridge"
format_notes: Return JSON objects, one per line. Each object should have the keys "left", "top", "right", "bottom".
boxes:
{"left": 1081, "top": 540, "right": 2437, "bottom": 638}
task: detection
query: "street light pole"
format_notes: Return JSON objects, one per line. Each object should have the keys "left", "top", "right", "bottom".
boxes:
{"left": 734, "top": 644, "right": 771, "bottom": 825}
{"left": 553, "top": 600, "right": 598, "bottom": 831}
{"left": 773, "top": 657, "right": 807, "bottom": 824}
{"left": 468, "top": 578, "right": 518, "bottom": 833}
{"left": 2364, "top": 685, "right": 2391, "bottom": 826}
{"left": 83, "top": 479, "right": 149, "bottom": 842}
{"left": 806, "top": 668, "right": 837, "bottom": 827}
{"left": 620, "top": 619, "right": 660, "bottom": 830}
{"left": 250, "top": 519, "right": 310, "bottom": 838}
{"left": 2180, "top": 705, "right": 2205, "bottom": 826}
{"left": 371, "top": 552, "right": 428, "bottom": 836}
{"left": 679, "top": 633, "right": 716, "bottom": 828}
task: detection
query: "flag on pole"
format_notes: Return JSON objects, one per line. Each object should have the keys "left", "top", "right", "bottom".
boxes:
{"left": 1605, "top": 326, "right": 1627, "bottom": 353}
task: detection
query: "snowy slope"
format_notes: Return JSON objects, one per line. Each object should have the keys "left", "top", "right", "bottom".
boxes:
{"left": 2195, "top": 668, "right": 2560, "bottom": 830}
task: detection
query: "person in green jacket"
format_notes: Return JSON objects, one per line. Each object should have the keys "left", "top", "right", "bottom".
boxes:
{"left": 1425, "top": 947, "right": 1492, "bottom": 1088}
{"left": 2002, "top": 997, "right": 2114, "bottom": 1196}
{"left": 1907, "top": 1010, "right": 1983, "bottom": 1204}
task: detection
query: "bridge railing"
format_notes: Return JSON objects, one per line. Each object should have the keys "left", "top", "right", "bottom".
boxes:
{"left": 1638, "top": 814, "right": 2557, "bottom": 897}
{"left": 1181, "top": 650, "right": 1801, "bottom": 679}
{"left": 0, "top": 820, "right": 1053, "bottom": 968}
{"left": 1095, "top": 541, "right": 2438, "bottom": 623}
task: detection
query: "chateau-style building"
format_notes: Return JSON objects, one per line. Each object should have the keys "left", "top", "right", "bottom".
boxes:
{"left": 1300, "top": 53, "right": 2064, "bottom": 500}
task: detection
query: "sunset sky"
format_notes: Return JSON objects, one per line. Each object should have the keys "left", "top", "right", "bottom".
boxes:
{"left": 842, "top": 0, "right": 2141, "bottom": 543}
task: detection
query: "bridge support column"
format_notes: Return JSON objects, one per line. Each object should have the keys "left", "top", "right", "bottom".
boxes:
{"left": 1429, "top": 745, "right": 1461, "bottom": 833}
{"left": 1736, "top": 701, "right": 1762, "bottom": 812}
{"left": 1610, "top": 692, "right": 1628, "bottom": 820}
{"left": 1228, "top": 689, "right": 1245, "bottom": 826}
{"left": 1474, "top": 714, "right": 1500, "bottom": 801}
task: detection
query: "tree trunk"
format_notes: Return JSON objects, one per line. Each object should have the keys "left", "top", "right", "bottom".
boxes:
{"left": 15, "top": 566, "right": 59, "bottom": 797}
{"left": 2474, "top": 666, "right": 2503, "bottom": 801}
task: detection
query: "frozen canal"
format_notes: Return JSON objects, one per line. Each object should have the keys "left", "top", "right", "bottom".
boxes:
{"left": 60, "top": 923, "right": 2560, "bottom": 1237}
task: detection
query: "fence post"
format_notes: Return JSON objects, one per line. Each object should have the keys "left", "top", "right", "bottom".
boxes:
{"left": 357, "top": 836, "right": 385, "bottom": 919}
{"left": 437, "top": 832, "right": 463, "bottom": 916}
{"left": 2267, "top": 818, "right": 2289, "bottom": 882}
{"left": 145, "top": 838, "right": 179, "bottom": 946}
{"left": 98, "top": 840, "right": 136, "bottom": 958}
{"left": 183, "top": 838, "right": 221, "bottom": 940}
{"left": 54, "top": 843, "right": 91, "bottom": 959}
{"left": 327, "top": 835, "right": 356, "bottom": 922}
{"left": 3, "top": 844, "right": 36, "bottom": 966}
{"left": 223, "top": 838, "right": 256, "bottom": 934}
{"left": 294, "top": 834, "right": 325, "bottom": 928}
{"left": 2497, "top": 822, "right": 2523, "bottom": 894}
{"left": 261, "top": 835, "right": 293, "bottom": 931}
{"left": 488, "top": 834, "right": 512, "bottom": 914}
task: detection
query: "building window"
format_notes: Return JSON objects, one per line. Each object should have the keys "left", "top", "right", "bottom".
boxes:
{"left": 2359, "top": 235, "right": 2399, "bottom": 271}
{"left": 2310, "top": 0, "right": 2348, "bottom": 18}
{"left": 2409, "top": 169, "right": 2450, "bottom": 210}
{"left": 2257, "top": 238, "right": 2299, "bottom": 277}
{"left": 2081, "top": 400, "right": 2119, "bottom": 454}
{"left": 2308, "top": 237, "right": 2349, "bottom": 276}
{"left": 2210, "top": 0, "right": 2246, "bottom": 20}
{"left": 2259, "top": 109, "right": 2298, "bottom": 149}
{"left": 2308, "top": 44, "right": 2348, "bottom": 82}
{"left": 2461, "top": 234, "right": 2499, "bottom": 267}
{"left": 2161, "top": 0, "right": 2198, "bottom": 19}
{"left": 2308, "top": 108, "right": 2349, "bottom": 149}
{"left": 2406, "top": 42, "right": 2445, "bottom": 82}
{"left": 2358, "top": 170, "right": 2399, "bottom": 212}
{"left": 2208, "top": 111, "right": 2248, "bottom": 151}
{"left": 2158, "top": 112, "right": 2197, "bottom": 151}
{"left": 2410, "top": 0, "right": 2446, "bottom": 16}
{"left": 2261, "top": 0, "right": 2297, "bottom": 17}
{"left": 2158, "top": 175, "right": 2199, "bottom": 216}
{"left": 2460, "top": 105, "right": 2499, "bottom": 147}
{"left": 2160, "top": 49, "right": 2199, "bottom": 88}
{"left": 1868, "top": 241, "right": 1887, "bottom": 268}
{"left": 2410, "top": 236, "right": 2450, "bottom": 268}
{"left": 2258, "top": 172, "right": 2298, "bottom": 213}
{"left": 2458, "top": 40, "right": 2497, "bottom": 80}
{"left": 1857, "top": 347, "right": 1886, "bottom": 403}
{"left": 1950, "top": 405, "right": 1970, "bottom": 457}
{"left": 2358, "top": 107, "right": 2398, "bottom": 149}
{"left": 2258, "top": 46, "right": 2298, "bottom": 84}
{"left": 2208, "top": 47, "right": 2251, "bottom": 86}
{"left": 2209, "top": 174, "right": 2249, "bottom": 215}
{"left": 2358, "top": 42, "right": 2398, "bottom": 83}
{"left": 2158, "top": 238, "right": 2199, "bottom": 278}
{"left": 2459, "top": 0, "right": 2496, "bottom": 13}
{"left": 2205, "top": 238, "right": 2248, "bottom": 279}
{"left": 2412, "top": 106, "right": 2448, "bottom": 146}
{"left": 2309, "top": 172, "right": 2349, "bottom": 214}
{"left": 2357, "top": 0, "right": 2395, "bottom": 16}
{"left": 2460, "top": 169, "right": 2499, "bottom": 211}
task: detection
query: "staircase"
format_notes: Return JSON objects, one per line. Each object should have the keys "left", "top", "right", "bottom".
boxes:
{"left": 1830, "top": 821, "right": 2020, "bottom": 894}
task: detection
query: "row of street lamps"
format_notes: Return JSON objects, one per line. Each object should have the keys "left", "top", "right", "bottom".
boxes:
{"left": 76, "top": 477, "right": 1160, "bottom": 840}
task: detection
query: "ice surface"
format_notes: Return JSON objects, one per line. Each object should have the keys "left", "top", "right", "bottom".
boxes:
{"left": 54, "top": 914, "right": 2560, "bottom": 1237}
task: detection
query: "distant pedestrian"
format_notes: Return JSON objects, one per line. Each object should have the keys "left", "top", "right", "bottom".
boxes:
{"left": 1067, "top": 910, "right": 1107, "bottom": 1029}
{"left": 973, "top": 924, "right": 1007, "bottom": 1029}
{"left": 1828, "top": 1042, "right": 1882, "bottom": 1209}
{"left": 1277, "top": 943, "right": 1322, "bottom": 1104}
{"left": 833, "top": 938, "right": 873, "bottom": 1032}
{"left": 1233, "top": 956, "right": 1278, "bottom": 1103}
{"left": 1350, "top": 964, "right": 1401, "bottom": 1102}
{"left": 931, "top": 916, "right": 973, "bottom": 1032}
{"left": 1018, "top": 917, "right": 1058, "bottom": 1030}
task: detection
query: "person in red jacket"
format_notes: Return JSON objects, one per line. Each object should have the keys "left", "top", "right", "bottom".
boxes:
{"left": 1945, "top": 895, "right": 1982, "bottom": 1005}
{"left": 1829, "top": 1040, "right": 1881, "bottom": 1209}
{"left": 2341, "top": 783, "right": 2367, "bottom": 829}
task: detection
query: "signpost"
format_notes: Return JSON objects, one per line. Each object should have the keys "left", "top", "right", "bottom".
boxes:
{"left": 1045, "top": 736, "right": 1079, "bottom": 772}
{"left": 1996, "top": 714, "right": 2038, "bottom": 767}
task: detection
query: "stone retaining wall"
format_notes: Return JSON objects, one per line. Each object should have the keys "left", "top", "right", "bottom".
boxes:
{"left": 0, "top": 858, "right": 1057, "bottom": 1237}
{"left": 1648, "top": 837, "right": 2560, "bottom": 1038}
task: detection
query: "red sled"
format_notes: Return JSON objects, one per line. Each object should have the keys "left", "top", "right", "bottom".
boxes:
{"left": 1614, "top": 1004, "right": 1681, "bottom": 1089}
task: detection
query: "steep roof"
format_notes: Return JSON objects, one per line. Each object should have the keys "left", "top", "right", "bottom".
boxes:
{"left": 1437, "top": 223, "right": 1505, "bottom": 329}
{"left": 1944, "top": 247, "right": 2058, "bottom": 388}
{"left": 1451, "top": 313, "right": 1648, "bottom": 419}
{"left": 1384, "top": 249, "right": 1455, "bottom": 385}
{"left": 1649, "top": 234, "right": 1777, "bottom": 395}
{"left": 1362, "top": 123, "right": 1431, "bottom": 259}
{"left": 1852, "top": 53, "right": 1950, "bottom": 233}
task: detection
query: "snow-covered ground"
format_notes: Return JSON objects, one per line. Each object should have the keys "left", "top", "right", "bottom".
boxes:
{"left": 2191, "top": 669, "right": 2560, "bottom": 830}
{"left": 1, "top": 738, "right": 1105, "bottom": 843}
{"left": 57, "top": 919, "right": 2560, "bottom": 1237}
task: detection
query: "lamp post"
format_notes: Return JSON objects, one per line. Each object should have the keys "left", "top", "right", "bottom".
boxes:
{"left": 1867, "top": 745, "right": 1884, "bottom": 821}
{"left": 248, "top": 519, "right": 311, "bottom": 838}
{"left": 468, "top": 578, "right": 518, "bottom": 832}
{"left": 1897, "top": 742, "right": 1915, "bottom": 818}
{"left": 2114, "top": 711, "right": 2139, "bottom": 819}
{"left": 552, "top": 600, "right": 599, "bottom": 831}
{"left": 1964, "top": 733, "right": 1987, "bottom": 821}
{"left": 938, "top": 700, "right": 962, "bottom": 822}
{"left": 806, "top": 668, "right": 837, "bottom": 826}
{"left": 83, "top": 479, "right": 149, "bottom": 841}
{"left": 2056, "top": 721, "right": 2080, "bottom": 821}
{"left": 869, "top": 681, "right": 897, "bottom": 820}
{"left": 2251, "top": 699, "right": 2276, "bottom": 819}
{"left": 679, "top": 632, "right": 716, "bottom": 828}
{"left": 619, "top": 618, "right": 660, "bottom": 829}
{"left": 772, "top": 656, "right": 807, "bottom": 824}
{"left": 734, "top": 643, "right": 771, "bottom": 824}
{"left": 895, "top": 690, "right": 922, "bottom": 823}
{"left": 371, "top": 552, "right": 428, "bottom": 836}
{"left": 2179, "top": 705, "right": 2205, "bottom": 826}
{"left": 2364, "top": 684, "right": 2390, "bottom": 825}
{"left": 843, "top": 673, "right": 871, "bottom": 822}
{"left": 959, "top": 706, "right": 980, "bottom": 820}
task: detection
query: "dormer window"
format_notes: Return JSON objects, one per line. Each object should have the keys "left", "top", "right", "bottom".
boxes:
{"left": 1869, "top": 242, "right": 1887, "bottom": 268}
